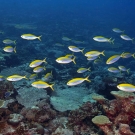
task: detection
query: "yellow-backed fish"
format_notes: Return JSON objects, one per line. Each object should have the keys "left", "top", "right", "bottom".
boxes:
{"left": 117, "top": 83, "right": 135, "bottom": 92}
{"left": 93, "top": 36, "right": 115, "bottom": 44}
{"left": 29, "top": 58, "right": 47, "bottom": 68}
{"left": 87, "top": 56, "right": 99, "bottom": 61}
{"left": 85, "top": 50, "right": 105, "bottom": 57}
{"left": 106, "top": 53, "right": 124, "bottom": 64}
{"left": 68, "top": 46, "right": 85, "bottom": 54}
{"left": 21, "top": 34, "right": 42, "bottom": 41}
{"left": 0, "top": 76, "right": 5, "bottom": 81}
{"left": 3, "top": 39, "right": 16, "bottom": 44}
{"left": 29, "top": 74, "right": 37, "bottom": 80}
{"left": 44, "top": 71, "right": 53, "bottom": 80}
{"left": 33, "top": 66, "right": 46, "bottom": 73}
{"left": 7, "top": 75, "right": 27, "bottom": 81}
{"left": 56, "top": 56, "right": 76, "bottom": 64}
{"left": 118, "top": 66, "right": 130, "bottom": 74}
{"left": 67, "top": 76, "right": 91, "bottom": 86}
{"left": 31, "top": 80, "right": 54, "bottom": 90}
{"left": 121, "top": 52, "right": 135, "bottom": 58}
{"left": 77, "top": 67, "right": 91, "bottom": 73}
{"left": 108, "top": 67, "right": 120, "bottom": 73}
{"left": 65, "top": 54, "right": 74, "bottom": 59}
{"left": 3, "top": 46, "right": 16, "bottom": 53}
{"left": 112, "top": 28, "right": 124, "bottom": 33}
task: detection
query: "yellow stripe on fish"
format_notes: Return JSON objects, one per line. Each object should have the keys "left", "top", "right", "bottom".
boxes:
{"left": 67, "top": 76, "right": 91, "bottom": 86}
{"left": 31, "top": 80, "right": 54, "bottom": 91}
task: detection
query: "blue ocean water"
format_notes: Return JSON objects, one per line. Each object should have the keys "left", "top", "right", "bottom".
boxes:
{"left": 0, "top": 0, "right": 135, "bottom": 134}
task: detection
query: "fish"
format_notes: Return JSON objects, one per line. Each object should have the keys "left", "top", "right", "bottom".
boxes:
{"left": 108, "top": 67, "right": 120, "bottom": 73}
{"left": 44, "top": 71, "right": 53, "bottom": 80}
{"left": 117, "top": 83, "right": 135, "bottom": 92}
{"left": 71, "top": 40, "right": 86, "bottom": 45}
{"left": 118, "top": 66, "right": 130, "bottom": 74}
{"left": 0, "top": 76, "right": 5, "bottom": 81}
{"left": 85, "top": 50, "right": 105, "bottom": 57}
{"left": 7, "top": 75, "right": 27, "bottom": 81}
{"left": 62, "top": 37, "right": 71, "bottom": 41}
{"left": 31, "top": 80, "right": 54, "bottom": 90}
{"left": 65, "top": 54, "right": 74, "bottom": 59}
{"left": 93, "top": 36, "right": 115, "bottom": 44}
{"left": 5, "top": 91, "right": 12, "bottom": 98}
{"left": 106, "top": 53, "right": 124, "bottom": 64}
{"left": 77, "top": 67, "right": 91, "bottom": 73}
{"left": 54, "top": 43, "right": 64, "bottom": 47}
{"left": 21, "top": 34, "right": 42, "bottom": 41}
{"left": 87, "top": 56, "right": 99, "bottom": 61}
{"left": 3, "top": 46, "right": 16, "bottom": 53}
{"left": 121, "top": 52, "right": 135, "bottom": 58}
{"left": 112, "top": 28, "right": 124, "bottom": 33}
{"left": 29, "top": 58, "right": 47, "bottom": 68}
{"left": 68, "top": 46, "right": 85, "bottom": 54}
{"left": 120, "top": 34, "right": 134, "bottom": 43}
{"left": 56, "top": 56, "right": 76, "bottom": 64}
{"left": 67, "top": 76, "right": 91, "bottom": 86}
{"left": 94, "top": 59, "right": 102, "bottom": 64}
{"left": 33, "top": 66, "right": 46, "bottom": 73}
{"left": 29, "top": 74, "right": 37, "bottom": 80}
{"left": 3, "top": 39, "right": 16, "bottom": 44}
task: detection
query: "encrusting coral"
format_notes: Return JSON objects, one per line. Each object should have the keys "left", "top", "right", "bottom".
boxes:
{"left": 91, "top": 91, "right": 135, "bottom": 135}
{"left": 67, "top": 101, "right": 102, "bottom": 134}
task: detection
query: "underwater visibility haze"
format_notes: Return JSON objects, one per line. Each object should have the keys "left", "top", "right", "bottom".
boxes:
{"left": 0, "top": 0, "right": 135, "bottom": 134}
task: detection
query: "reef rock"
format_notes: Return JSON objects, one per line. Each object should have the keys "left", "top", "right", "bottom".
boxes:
{"left": 16, "top": 86, "right": 49, "bottom": 108}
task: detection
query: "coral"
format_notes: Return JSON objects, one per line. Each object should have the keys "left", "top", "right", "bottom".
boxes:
{"left": 16, "top": 86, "right": 49, "bottom": 108}
{"left": 67, "top": 101, "right": 102, "bottom": 134}
{"left": 117, "top": 123, "right": 135, "bottom": 135}
{"left": 8, "top": 113, "right": 24, "bottom": 126}
{"left": 0, "top": 100, "right": 5, "bottom": 108}
{"left": 50, "top": 85, "right": 90, "bottom": 112}
{"left": 52, "top": 126, "right": 73, "bottom": 135}
{"left": 91, "top": 91, "right": 135, "bottom": 135}
{"left": 0, "top": 81, "right": 14, "bottom": 99}
{"left": 20, "top": 102, "right": 56, "bottom": 123}
{"left": 92, "top": 115, "right": 114, "bottom": 135}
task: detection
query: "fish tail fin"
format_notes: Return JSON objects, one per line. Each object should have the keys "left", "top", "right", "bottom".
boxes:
{"left": 43, "top": 58, "right": 47, "bottom": 63}
{"left": 101, "top": 50, "right": 105, "bottom": 56}
{"left": 87, "top": 67, "right": 91, "bottom": 71}
{"left": 84, "top": 75, "right": 91, "bottom": 82}
{"left": 132, "top": 53, "right": 135, "bottom": 58}
{"left": 43, "top": 66, "right": 46, "bottom": 70}
{"left": 132, "top": 38, "right": 135, "bottom": 44}
{"left": 14, "top": 46, "right": 16, "bottom": 53}
{"left": 23, "top": 75, "right": 28, "bottom": 79}
{"left": 49, "top": 84, "right": 54, "bottom": 91}
{"left": 120, "top": 52, "right": 125, "bottom": 57}
{"left": 122, "top": 30, "right": 125, "bottom": 33}
{"left": 110, "top": 38, "right": 115, "bottom": 44}
{"left": 50, "top": 71, "right": 53, "bottom": 76}
{"left": 127, "top": 68, "right": 130, "bottom": 74}
{"left": 72, "top": 56, "right": 76, "bottom": 64}
{"left": 38, "top": 35, "right": 42, "bottom": 41}
{"left": 14, "top": 40, "right": 16, "bottom": 45}
{"left": 81, "top": 48, "right": 85, "bottom": 54}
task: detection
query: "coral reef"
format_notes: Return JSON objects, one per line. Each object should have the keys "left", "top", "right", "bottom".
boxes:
{"left": 50, "top": 85, "right": 90, "bottom": 112}
{"left": 91, "top": 91, "right": 135, "bottom": 135}
{"left": 16, "top": 86, "right": 49, "bottom": 108}
{"left": 67, "top": 101, "right": 102, "bottom": 134}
